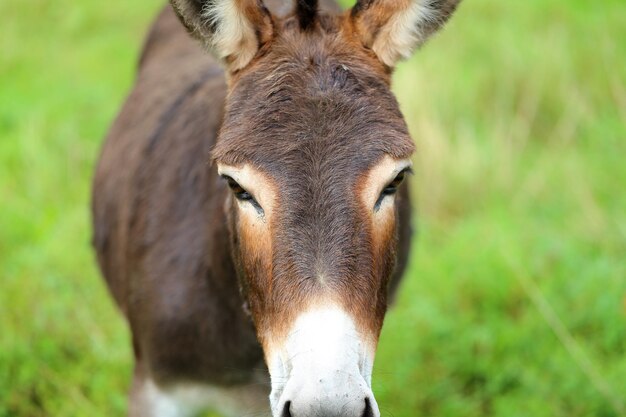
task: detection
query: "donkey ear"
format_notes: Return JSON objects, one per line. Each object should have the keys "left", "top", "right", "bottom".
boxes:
{"left": 170, "top": 0, "right": 274, "bottom": 71}
{"left": 350, "top": 0, "right": 462, "bottom": 67}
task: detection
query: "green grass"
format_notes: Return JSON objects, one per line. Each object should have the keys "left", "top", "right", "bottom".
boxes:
{"left": 1, "top": 0, "right": 625, "bottom": 416}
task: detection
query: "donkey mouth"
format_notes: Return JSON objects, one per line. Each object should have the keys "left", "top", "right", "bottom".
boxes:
{"left": 267, "top": 305, "right": 380, "bottom": 417}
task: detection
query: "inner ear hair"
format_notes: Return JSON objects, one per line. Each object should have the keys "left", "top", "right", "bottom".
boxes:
{"left": 170, "top": 0, "right": 274, "bottom": 71}
{"left": 350, "top": 0, "right": 463, "bottom": 67}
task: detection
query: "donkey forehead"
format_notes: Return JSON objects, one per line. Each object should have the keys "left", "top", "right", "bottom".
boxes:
{"left": 214, "top": 134, "right": 414, "bottom": 186}
{"left": 214, "top": 139, "right": 412, "bottom": 184}
{"left": 214, "top": 75, "right": 414, "bottom": 168}
{"left": 218, "top": 147, "right": 409, "bottom": 181}
{"left": 212, "top": 18, "right": 415, "bottom": 172}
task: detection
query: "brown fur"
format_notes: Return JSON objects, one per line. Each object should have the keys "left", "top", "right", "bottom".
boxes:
{"left": 92, "top": 0, "right": 461, "bottom": 414}
{"left": 213, "top": 14, "right": 415, "bottom": 343}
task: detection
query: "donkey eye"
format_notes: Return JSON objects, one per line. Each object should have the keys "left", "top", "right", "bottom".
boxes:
{"left": 374, "top": 168, "right": 412, "bottom": 211}
{"left": 221, "top": 175, "right": 265, "bottom": 215}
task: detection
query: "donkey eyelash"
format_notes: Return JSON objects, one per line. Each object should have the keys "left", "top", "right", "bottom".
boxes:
{"left": 382, "top": 167, "right": 413, "bottom": 193}
{"left": 221, "top": 175, "right": 265, "bottom": 215}
{"left": 374, "top": 167, "right": 413, "bottom": 211}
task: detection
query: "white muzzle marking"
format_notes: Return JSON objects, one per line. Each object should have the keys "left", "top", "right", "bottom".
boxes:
{"left": 268, "top": 306, "right": 380, "bottom": 417}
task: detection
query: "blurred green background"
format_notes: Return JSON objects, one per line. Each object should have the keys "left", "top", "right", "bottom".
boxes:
{"left": 1, "top": 0, "right": 625, "bottom": 416}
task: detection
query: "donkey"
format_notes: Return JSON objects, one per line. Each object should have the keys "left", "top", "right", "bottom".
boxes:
{"left": 92, "top": 0, "right": 462, "bottom": 416}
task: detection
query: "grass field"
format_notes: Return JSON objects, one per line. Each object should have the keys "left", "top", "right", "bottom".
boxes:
{"left": 1, "top": 0, "right": 625, "bottom": 416}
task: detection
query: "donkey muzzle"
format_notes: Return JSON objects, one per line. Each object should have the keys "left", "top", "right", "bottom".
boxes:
{"left": 267, "top": 306, "right": 380, "bottom": 417}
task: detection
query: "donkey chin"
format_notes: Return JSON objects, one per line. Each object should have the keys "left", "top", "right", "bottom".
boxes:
{"left": 267, "top": 305, "right": 379, "bottom": 417}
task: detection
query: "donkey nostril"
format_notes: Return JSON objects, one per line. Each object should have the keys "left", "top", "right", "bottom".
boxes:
{"left": 281, "top": 400, "right": 292, "bottom": 417}
{"left": 362, "top": 397, "right": 375, "bottom": 417}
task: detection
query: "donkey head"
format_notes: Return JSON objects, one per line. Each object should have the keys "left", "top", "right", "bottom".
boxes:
{"left": 171, "top": 1, "right": 461, "bottom": 416}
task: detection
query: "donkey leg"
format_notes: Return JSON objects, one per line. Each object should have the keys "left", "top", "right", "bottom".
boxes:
{"left": 128, "top": 363, "right": 193, "bottom": 417}
{"left": 129, "top": 368, "right": 270, "bottom": 417}
{"left": 196, "top": 382, "right": 271, "bottom": 417}
{"left": 128, "top": 364, "right": 183, "bottom": 417}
